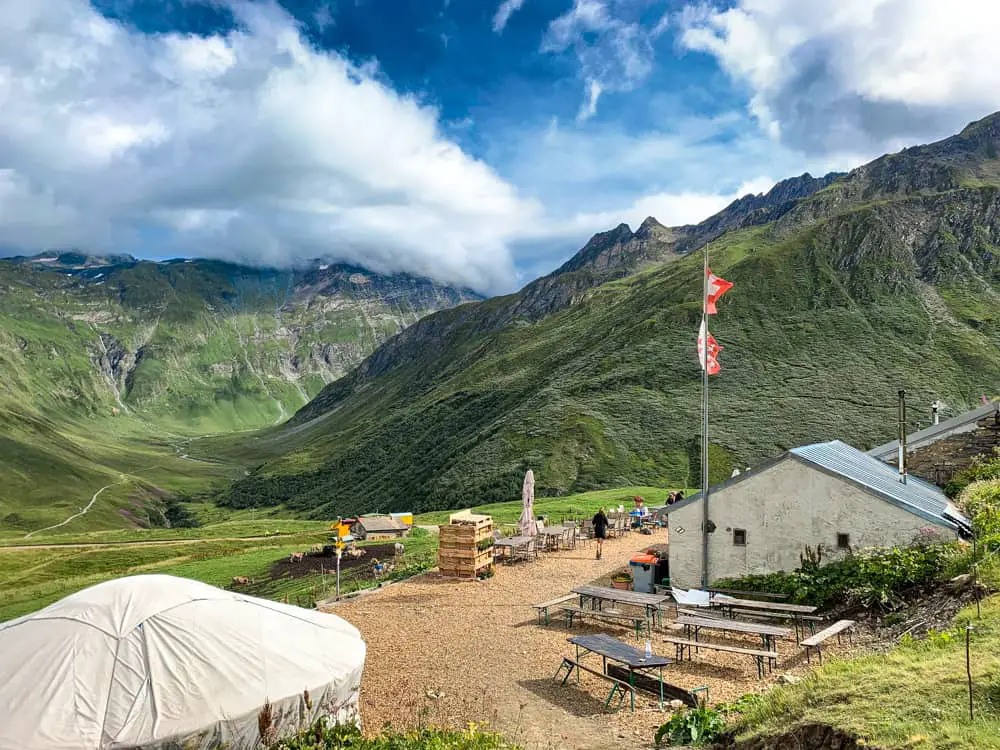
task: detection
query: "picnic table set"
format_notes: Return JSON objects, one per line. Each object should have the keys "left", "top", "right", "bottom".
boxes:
{"left": 541, "top": 582, "right": 855, "bottom": 712}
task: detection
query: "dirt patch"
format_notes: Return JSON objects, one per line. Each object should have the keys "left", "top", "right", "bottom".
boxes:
{"left": 270, "top": 544, "right": 399, "bottom": 581}
{"left": 325, "top": 531, "right": 862, "bottom": 750}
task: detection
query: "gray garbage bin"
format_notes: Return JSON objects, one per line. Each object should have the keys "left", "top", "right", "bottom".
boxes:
{"left": 629, "top": 555, "right": 657, "bottom": 594}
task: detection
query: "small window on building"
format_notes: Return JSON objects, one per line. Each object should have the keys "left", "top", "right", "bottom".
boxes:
{"left": 733, "top": 528, "right": 747, "bottom": 546}
{"left": 837, "top": 533, "right": 850, "bottom": 550}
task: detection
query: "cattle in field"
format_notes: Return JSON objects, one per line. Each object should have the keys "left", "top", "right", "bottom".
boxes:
{"left": 232, "top": 576, "right": 250, "bottom": 586}
{"left": 289, "top": 552, "right": 305, "bottom": 563}
{"left": 346, "top": 547, "right": 365, "bottom": 559}
{"left": 394, "top": 543, "right": 405, "bottom": 557}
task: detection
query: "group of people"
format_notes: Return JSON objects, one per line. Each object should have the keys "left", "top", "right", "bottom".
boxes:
{"left": 589, "top": 489, "right": 683, "bottom": 559}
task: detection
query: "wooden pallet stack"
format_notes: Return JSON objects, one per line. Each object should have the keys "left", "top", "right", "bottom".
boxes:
{"left": 438, "top": 513, "right": 494, "bottom": 579}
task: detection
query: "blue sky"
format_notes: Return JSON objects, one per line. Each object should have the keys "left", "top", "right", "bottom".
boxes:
{"left": 2, "top": 0, "right": 999, "bottom": 291}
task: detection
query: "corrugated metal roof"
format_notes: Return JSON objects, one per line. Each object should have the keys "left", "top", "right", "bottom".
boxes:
{"left": 356, "top": 517, "right": 407, "bottom": 533}
{"left": 868, "top": 402, "right": 999, "bottom": 460}
{"left": 790, "top": 440, "right": 967, "bottom": 528}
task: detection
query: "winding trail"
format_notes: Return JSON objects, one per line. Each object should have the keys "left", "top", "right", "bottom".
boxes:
{"left": 23, "top": 475, "right": 129, "bottom": 539}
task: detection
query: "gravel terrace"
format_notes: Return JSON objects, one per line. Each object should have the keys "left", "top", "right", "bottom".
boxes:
{"left": 330, "top": 532, "right": 858, "bottom": 750}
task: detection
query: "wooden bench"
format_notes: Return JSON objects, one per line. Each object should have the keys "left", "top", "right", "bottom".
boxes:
{"left": 533, "top": 594, "right": 576, "bottom": 625}
{"left": 800, "top": 619, "right": 855, "bottom": 664}
{"left": 707, "top": 587, "right": 789, "bottom": 600}
{"left": 561, "top": 605, "right": 649, "bottom": 639}
{"left": 553, "top": 657, "right": 636, "bottom": 712}
{"left": 663, "top": 636, "right": 778, "bottom": 679}
{"left": 676, "top": 607, "right": 726, "bottom": 620}
{"left": 604, "top": 664, "right": 704, "bottom": 707}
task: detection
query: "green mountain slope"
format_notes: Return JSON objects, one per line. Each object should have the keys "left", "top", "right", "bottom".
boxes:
{"left": 0, "top": 255, "right": 478, "bottom": 531}
{"left": 216, "top": 114, "right": 1000, "bottom": 518}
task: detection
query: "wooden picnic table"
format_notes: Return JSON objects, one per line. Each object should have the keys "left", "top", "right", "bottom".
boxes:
{"left": 572, "top": 585, "right": 670, "bottom": 627}
{"left": 559, "top": 634, "right": 673, "bottom": 712}
{"left": 710, "top": 596, "right": 819, "bottom": 639}
{"left": 676, "top": 614, "right": 792, "bottom": 652}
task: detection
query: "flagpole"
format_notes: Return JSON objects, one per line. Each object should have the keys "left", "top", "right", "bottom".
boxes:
{"left": 701, "top": 241, "right": 710, "bottom": 588}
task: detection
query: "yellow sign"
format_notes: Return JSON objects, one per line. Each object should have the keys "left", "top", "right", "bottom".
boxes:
{"left": 335, "top": 539, "right": 345, "bottom": 550}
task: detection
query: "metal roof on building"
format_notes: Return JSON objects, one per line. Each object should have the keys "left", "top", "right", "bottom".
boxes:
{"left": 790, "top": 440, "right": 969, "bottom": 530}
{"left": 356, "top": 516, "right": 408, "bottom": 533}
{"left": 671, "top": 440, "right": 970, "bottom": 533}
{"left": 868, "top": 402, "right": 1000, "bottom": 460}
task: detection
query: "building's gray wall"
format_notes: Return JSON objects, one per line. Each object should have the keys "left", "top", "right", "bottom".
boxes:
{"left": 667, "top": 457, "right": 958, "bottom": 588}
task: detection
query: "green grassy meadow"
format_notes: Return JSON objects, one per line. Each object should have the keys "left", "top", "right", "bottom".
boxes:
{"left": 0, "top": 485, "right": 666, "bottom": 621}
{"left": 0, "top": 526, "right": 438, "bottom": 622}
{"left": 414, "top": 485, "right": 679, "bottom": 526}
{"left": 736, "top": 596, "right": 1000, "bottom": 749}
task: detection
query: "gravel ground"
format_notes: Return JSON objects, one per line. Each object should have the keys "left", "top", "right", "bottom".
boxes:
{"left": 329, "top": 532, "right": 858, "bottom": 750}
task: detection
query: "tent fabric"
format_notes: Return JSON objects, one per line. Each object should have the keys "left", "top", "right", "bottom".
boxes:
{"left": 0, "top": 575, "right": 366, "bottom": 750}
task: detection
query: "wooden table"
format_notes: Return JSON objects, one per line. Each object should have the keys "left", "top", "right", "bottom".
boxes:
{"left": 573, "top": 585, "right": 670, "bottom": 628}
{"left": 538, "top": 527, "right": 569, "bottom": 551}
{"left": 676, "top": 614, "right": 792, "bottom": 652}
{"left": 711, "top": 595, "right": 817, "bottom": 616}
{"left": 710, "top": 595, "right": 818, "bottom": 638}
{"left": 493, "top": 536, "right": 535, "bottom": 562}
{"left": 561, "top": 634, "right": 673, "bottom": 711}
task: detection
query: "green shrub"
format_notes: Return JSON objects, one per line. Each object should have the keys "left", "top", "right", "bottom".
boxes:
{"left": 654, "top": 704, "right": 727, "bottom": 746}
{"left": 272, "top": 722, "right": 515, "bottom": 750}
{"left": 945, "top": 449, "right": 1000, "bottom": 498}
{"left": 715, "top": 539, "right": 957, "bottom": 611}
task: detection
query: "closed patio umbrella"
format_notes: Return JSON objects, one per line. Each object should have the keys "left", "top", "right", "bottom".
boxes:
{"left": 519, "top": 469, "right": 536, "bottom": 536}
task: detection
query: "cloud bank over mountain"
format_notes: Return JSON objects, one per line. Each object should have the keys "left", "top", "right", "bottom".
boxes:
{"left": 0, "top": 0, "right": 537, "bottom": 291}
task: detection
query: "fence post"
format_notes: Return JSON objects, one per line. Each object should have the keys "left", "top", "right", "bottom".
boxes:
{"left": 966, "top": 624, "right": 974, "bottom": 721}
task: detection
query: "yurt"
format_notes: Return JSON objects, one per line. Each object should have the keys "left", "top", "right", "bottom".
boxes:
{"left": 0, "top": 575, "right": 366, "bottom": 750}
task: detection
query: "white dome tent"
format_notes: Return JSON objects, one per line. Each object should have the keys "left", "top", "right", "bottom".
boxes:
{"left": 0, "top": 575, "right": 366, "bottom": 750}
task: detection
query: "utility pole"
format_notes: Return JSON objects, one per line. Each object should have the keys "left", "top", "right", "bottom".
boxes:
{"left": 898, "top": 390, "right": 907, "bottom": 485}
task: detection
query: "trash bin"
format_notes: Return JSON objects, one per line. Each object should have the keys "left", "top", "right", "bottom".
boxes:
{"left": 629, "top": 553, "right": 658, "bottom": 594}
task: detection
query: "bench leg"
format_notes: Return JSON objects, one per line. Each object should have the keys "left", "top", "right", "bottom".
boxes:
{"left": 554, "top": 658, "right": 575, "bottom": 685}
{"left": 805, "top": 645, "right": 812, "bottom": 665}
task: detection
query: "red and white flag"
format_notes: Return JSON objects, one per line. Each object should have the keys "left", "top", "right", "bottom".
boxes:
{"left": 705, "top": 268, "right": 733, "bottom": 315}
{"left": 697, "top": 319, "right": 722, "bottom": 375}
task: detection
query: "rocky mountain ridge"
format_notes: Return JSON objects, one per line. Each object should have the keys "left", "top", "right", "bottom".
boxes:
{"left": 221, "top": 113, "right": 1000, "bottom": 518}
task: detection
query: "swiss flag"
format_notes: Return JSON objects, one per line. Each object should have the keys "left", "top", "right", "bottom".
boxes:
{"left": 697, "top": 319, "right": 722, "bottom": 375}
{"left": 706, "top": 268, "right": 733, "bottom": 315}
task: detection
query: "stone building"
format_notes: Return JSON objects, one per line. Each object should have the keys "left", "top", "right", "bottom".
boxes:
{"left": 868, "top": 402, "right": 1000, "bottom": 486}
{"left": 666, "top": 440, "right": 970, "bottom": 589}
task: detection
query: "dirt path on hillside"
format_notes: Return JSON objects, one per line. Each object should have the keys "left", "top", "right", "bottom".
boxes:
{"left": 0, "top": 535, "right": 305, "bottom": 551}
{"left": 22, "top": 475, "right": 131, "bottom": 539}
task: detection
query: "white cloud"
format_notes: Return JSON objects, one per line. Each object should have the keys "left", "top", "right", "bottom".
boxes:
{"left": 0, "top": 0, "right": 543, "bottom": 292}
{"left": 679, "top": 0, "right": 1000, "bottom": 154}
{"left": 492, "top": 0, "right": 527, "bottom": 33}
{"left": 528, "top": 176, "right": 777, "bottom": 242}
{"left": 541, "top": 0, "right": 667, "bottom": 119}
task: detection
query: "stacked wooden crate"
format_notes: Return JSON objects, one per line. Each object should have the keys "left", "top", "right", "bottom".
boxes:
{"left": 438, "top": 514, "right": 494, "bottom": 579}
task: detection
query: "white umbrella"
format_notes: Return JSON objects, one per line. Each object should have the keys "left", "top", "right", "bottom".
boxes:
{"left": 519, "top": 469, "right": 536, "bottom": 536}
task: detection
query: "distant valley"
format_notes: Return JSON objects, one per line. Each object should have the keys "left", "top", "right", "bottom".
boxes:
{"left": 0, "top": 253, "right": 478, "bottom": 532}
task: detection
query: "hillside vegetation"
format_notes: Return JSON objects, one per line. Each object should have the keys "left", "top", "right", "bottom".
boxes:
{"left": 216, "top": 115, "right": 1000, "bottom": 519}
{"left": 0, "top": 255, "right": 476, "bottom": 531}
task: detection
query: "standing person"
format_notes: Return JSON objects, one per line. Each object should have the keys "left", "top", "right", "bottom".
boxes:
{"left": 592, "top": 507, "right": 609, "bottom": 560}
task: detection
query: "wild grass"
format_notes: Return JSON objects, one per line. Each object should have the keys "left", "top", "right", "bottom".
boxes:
{"left": 414, "top": 486, "right": 681, "bottom": 526}
{"left": 734, "top": 597, "right": 1000, "bottom": 749}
